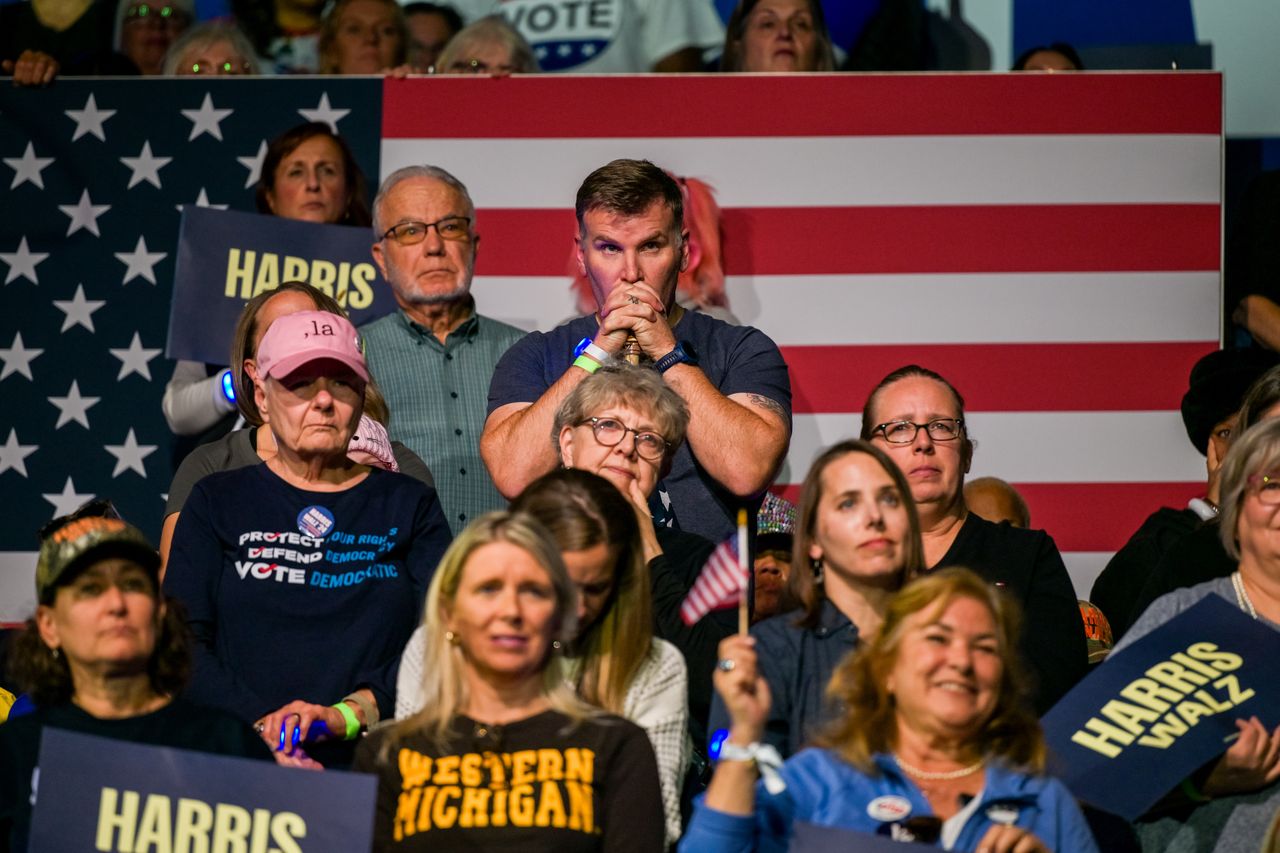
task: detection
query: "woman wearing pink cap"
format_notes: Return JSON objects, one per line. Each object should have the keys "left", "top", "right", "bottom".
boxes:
{"left": 164, "top": 310, "right": 452, "bottom": 768}
{"left": 158, "top": 281, "right": 434, "bottom": 574}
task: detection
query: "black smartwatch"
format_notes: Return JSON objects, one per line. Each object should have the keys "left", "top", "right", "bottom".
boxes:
{"left": 654, "top": 341, "right": 699, "bottom": 373}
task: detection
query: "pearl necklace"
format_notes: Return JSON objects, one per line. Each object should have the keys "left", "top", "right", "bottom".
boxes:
{"left": 893, "top": 754, "right": 985, "bottom": 781}
{"left": 1232, "top": 571, "right": 1259, "bottom": 620}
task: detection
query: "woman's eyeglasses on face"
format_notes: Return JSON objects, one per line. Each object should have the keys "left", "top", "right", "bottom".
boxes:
{"left": 189, "top": 59, "right": 252, "bottom": 75}
{"left": 443, "top": 59, "right": 517, "bottom": 75}
{"left": 1247, "top": 470, "right": 1280, "bottom": 505}
{"left": 872, "top": 418, "right": 964, "bottom": 445}
{"left": 582, "top": 417, "right": 668, "bottom": 461}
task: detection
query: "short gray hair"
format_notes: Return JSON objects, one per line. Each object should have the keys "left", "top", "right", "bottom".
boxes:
{"left": 436, "top": 15, "right": 539, "bottom": 74}
{"left": 552, "top": 363, "right": 690, "bottom": 456}
{"left": 372, "top": 165, "right": 476, "bottom": 237}
{"left": 162, "top": 22, "right": 259, "bottom": 76}
{"left": 1219, "top": 417, "right": 1280, "bottom": 560}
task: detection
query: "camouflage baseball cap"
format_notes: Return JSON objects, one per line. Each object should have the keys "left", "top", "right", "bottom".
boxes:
{"left": 36, "top": 516, "right": 159, "bottom": 603}
{"left": 1078, "top": 599, "right": 1114, "bottom": 665}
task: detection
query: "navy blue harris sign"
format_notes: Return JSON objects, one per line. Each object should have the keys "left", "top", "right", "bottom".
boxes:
{"left": 1042, "top": 595, "right": 1280, "bottom": 820}
{"left": 167, "top": 206, "right": 396, "bottom": 365}
{"left": 30, "top": 729, "right": 376, "bottom": 852}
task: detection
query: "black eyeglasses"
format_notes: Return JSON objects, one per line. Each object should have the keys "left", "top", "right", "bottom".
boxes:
{"left": 381, "top": 216, "right": 472, "bottom": 245}
{"left": 582, "top": 417, "right": 669, "bottom": 461}
{"left": 872, "top": 418, "right": 964, "bottom": 444}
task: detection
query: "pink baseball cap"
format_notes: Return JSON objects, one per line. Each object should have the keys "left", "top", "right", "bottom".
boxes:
{"left": 256, "top": 310, "right": 369, "bottom": 384}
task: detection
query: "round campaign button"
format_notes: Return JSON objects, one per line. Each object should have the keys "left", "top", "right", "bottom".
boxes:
{"left": 297, "top": 505, "right": 335, "bottom": 539}
{"left": 867, "top": 795, "right": 912, "bottom": 823}
{"left": 985, "top": 803, "right": 1021, "bottom": 825}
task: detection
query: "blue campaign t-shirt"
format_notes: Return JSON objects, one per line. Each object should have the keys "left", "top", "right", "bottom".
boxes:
{"left": 165, "top": 464, "right": 452, "bottom": 723}
{"left": 487, "top": 311, "right": 791, "bottom": 543}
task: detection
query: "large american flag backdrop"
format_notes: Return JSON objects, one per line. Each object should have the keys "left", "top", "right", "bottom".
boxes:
{"left": 0, "top": 73, "right": 1220, "bottom": 623}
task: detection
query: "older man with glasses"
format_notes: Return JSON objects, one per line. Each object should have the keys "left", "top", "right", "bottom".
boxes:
{"left": 361, "top": 165, "right": 525, "bottom": 534}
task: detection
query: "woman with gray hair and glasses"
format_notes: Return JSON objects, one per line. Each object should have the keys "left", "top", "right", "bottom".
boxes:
{"left": 162, "top": 21, "right": 260, "bottom": 75}
{"left": 434, "top": 14, "right": 538, "bottom": 75}
{"left": 552, "top": 364, "right": 733, "bottom": 755}
{"left": 1111, "top": 417, "right": 1280, "bottom": 846}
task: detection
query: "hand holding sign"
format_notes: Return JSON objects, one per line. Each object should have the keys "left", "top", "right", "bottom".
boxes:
{"left": 1203, "top": 716, "right": 1280, "bottom": 797}
{"left": 1042, "top": 595, "right": 1280, "bottom": 820}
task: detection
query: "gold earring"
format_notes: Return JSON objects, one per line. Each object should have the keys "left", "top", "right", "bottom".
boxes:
{"left": 445, "top": 630, "right": 459, "bottom": 646}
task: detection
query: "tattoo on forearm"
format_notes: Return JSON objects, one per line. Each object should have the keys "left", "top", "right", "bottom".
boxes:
{"left": 747, "top": 394, "right": 786, "bottom": 420}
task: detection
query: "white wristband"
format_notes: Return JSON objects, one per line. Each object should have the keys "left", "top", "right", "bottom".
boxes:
{"left": 581, "top": 341, "right": 611, "bottom": 364}
{"left": 718, "top": 741, "right": 787, "bottom": 794}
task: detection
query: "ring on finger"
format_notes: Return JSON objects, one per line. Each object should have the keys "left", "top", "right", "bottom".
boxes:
{"left": 716, "top": 658, "right": 736, "bottom": 672}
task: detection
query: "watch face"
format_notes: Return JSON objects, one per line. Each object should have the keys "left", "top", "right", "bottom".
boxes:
{"left": 681, "top": 341, "right": 699, "bottom": 362}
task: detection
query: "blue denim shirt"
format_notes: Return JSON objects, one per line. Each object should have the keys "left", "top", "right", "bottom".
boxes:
{"left": 708, "top": 599, "right": 859, "bottom": 758}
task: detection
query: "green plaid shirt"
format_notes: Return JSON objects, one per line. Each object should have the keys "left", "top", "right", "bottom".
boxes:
{"left": 361, "top": 306, "right": 525, "bottom": 534}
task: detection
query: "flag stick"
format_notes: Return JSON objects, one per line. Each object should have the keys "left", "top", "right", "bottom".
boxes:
{"left": 737, "top": 508, "right": 749, "bottom": 635}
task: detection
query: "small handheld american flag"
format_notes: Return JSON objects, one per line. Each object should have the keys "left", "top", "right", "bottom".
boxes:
{"left": 680, "top": 509, "right": 750, "bottom": 628}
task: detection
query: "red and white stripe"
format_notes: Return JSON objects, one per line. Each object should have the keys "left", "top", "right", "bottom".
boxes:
{"left": 382, "top": 73, "right": 1222, "bottom": 597}
{"left": 680, "top": 537, "right": 746, "bottom": 626}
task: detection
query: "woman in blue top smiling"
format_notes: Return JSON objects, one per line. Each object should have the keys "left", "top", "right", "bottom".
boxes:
{"left": 683, "top": 568, "right": 1098, "bottom": 852}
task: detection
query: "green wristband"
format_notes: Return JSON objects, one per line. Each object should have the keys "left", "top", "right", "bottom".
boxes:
{"left": 573, "top": 354, "right": 602, "bottom": 374}
{"left": 333, "top": 701, "right": 360, "bottom": 740}
{"left": 1180, "top": 777, "right": 1211, "bottom": 803}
